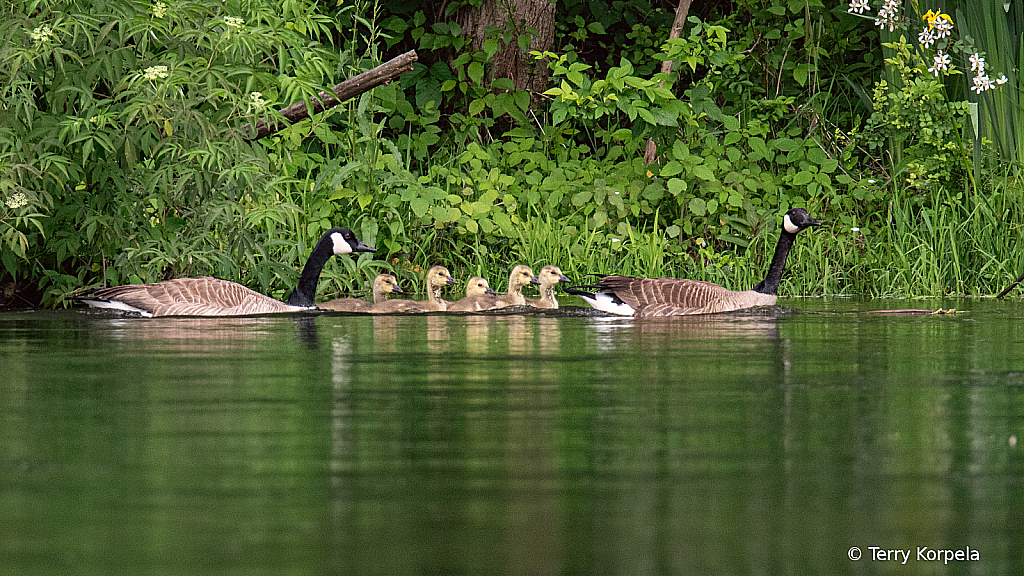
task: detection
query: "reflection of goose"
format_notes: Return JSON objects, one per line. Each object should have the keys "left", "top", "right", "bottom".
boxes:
{"left": 371, "top": 265, "right": 457, "bottom": 313}
{"left": 447, "top": 277, "right": 499, "bottom": 312}
{"left": 494, "top": 265, "right": 540, "bottom": 308}
{"left": 319, "top": 274, "right": 402, "bottom": 312}
{"left": 566, "top": 208, "right": 821, "bottom": 317}
{"left": 77, "top": 228, "right": 375, "bottom": 317}
{"left": 526, "top": 265, "right": 571, "bottom": 309}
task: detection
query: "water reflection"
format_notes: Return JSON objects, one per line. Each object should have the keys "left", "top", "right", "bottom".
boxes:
{"left": 2, "top": 304, "right": 1024, "bottom": 575}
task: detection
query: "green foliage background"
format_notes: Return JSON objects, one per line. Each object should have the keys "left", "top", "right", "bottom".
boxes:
{"left": 1, "top": 0, "right": 1022, "bottom": 306}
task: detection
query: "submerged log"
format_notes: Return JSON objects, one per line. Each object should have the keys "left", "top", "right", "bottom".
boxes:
{"left": 240, "top": 50, "right": 418, "bottom": 141}
{"left": 865, "top": 309, "right": 958, "bottom": 315}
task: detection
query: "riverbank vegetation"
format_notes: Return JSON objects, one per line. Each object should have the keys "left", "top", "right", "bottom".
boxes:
{"left": 2, "top": 0, "right": 1022, "bottom": 307}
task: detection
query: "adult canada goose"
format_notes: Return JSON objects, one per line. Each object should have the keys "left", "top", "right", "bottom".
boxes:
{"left": 493, "top": 264, "right": 540, "bottom": 308}
{"left": 77, "top": 227, "right": 375, "bottom": 317}
{"left": 526, "top": 265, "right": 571, "bottom": 309}
{"left": 446, "top": 276, "right": 499, "bottom": 312}
{"left": 318, "top": 273, "right": 403, "bottom": 312}
{"left": 565, "top": 207, "right": 821, "bottom": 317}
{"left": 370, "top": 265, "right": 458, "bottom": 313}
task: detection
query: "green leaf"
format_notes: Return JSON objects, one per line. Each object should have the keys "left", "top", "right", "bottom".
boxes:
{"left": 660, "top": 161, "right": 684, "bottom": 177}
{"left": 571, "top": 190, "right": 593, "bottom": 206}
{"left": 468, "top": 61, "right": 484, "bottom": 85}
{"left": 688, "top": 197, "right": 707, "bottom": 216}
{"left": 491, "top": 78, "right": 514, "bottom": 91}
{"left": 672, "top": 140, "right": 688, "bottom": 160}
{"left": 668, "top": 178, "right": 687, "bottom": 196}
{"left": 410, "top": 197, "right": 431, "bottom": 217}
{"left": 693, "top": 165, "right": 716, "bottom": 181}
{"left": 792, "top": 170, "right": 814, "bottom": 186}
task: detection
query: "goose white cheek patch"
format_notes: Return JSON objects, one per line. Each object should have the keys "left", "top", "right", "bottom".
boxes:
{"left": 783, "top": 214, "right": 799, "bottom": 233}
{"left": 332, "top": 233, "right": 353, "bottom": 254}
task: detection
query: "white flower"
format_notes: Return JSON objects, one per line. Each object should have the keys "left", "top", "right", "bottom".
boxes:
{"left": 996, "top": 75, "right": 1009, "bottom": 85}
{"left": 875, "top": 0, "right": 900, "bottom": 32}
{"left": 152, "top": 2, "right": 168, "bottom": 18}
{"left": 933, "top": 16, "right": 953, "bottom": 38}
{"left": 247, "top": 91, "right": 267, "bottom": 112}
{"left": 918, "top": 26, "right": 937, "bottom": 48}
{"left": 29, "top": 25, "right": 55, "bottom": 44}
{"left": 847, "top": 0, "right": 870, "bottom": 14}
{"left": 928, "top": 50, "right": 951, "bottom": 76}
{"left": 851, "top": 227, "right": 860, "bottom": 232}
{"left": 5, "top": 192, "right": 28, "bottom": 209}
{"left": 224, "top": 16, "right": 244, "bottom": 28}
{"left": 143, "top": 65, "right": 169, "bottom": 80}
{"left": 972, "top": 74, "right": 994, "bottom": 94}
{"left": 969, "top": 53, "right": 986, "bottom": 73}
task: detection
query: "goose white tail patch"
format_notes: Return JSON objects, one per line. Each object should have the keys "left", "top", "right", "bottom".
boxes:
{"left": 783, "top": 214, "right": 799, "bottom": 233}
{"left": 82, "top": 299, "right": 154, "bottom": 318}
{"left": 582, "top": 292, "right": 635, "bottom": 316}
{"left": 331, "top": 232, "right": 353, "bottom": 254}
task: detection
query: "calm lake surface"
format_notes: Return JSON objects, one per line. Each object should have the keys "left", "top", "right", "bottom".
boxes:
{"left": 2, "top": 298, "right": 1023, "bottom": 575}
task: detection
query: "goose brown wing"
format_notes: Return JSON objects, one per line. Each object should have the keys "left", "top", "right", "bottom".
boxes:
{"left": 598, "top": 275, "right": 733, "bottom": 316}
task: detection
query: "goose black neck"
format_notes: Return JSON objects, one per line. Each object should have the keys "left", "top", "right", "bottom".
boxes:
{"left": 287, "top": 235, "right": 335, "bottom": 307}
{"left": 753, "top": 230, "right": 797, "bottom": 295}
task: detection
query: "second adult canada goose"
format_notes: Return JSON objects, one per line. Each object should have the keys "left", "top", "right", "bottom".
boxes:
{"left": 318, "top": 273, "right": 403, "bottom": 312}
{"left": 446, "top": 276, "right": 499, "bottom": 312}
{"left": 77, "top": 227, "right": 376, "bottom": 317}
{"left": 494, "top": 264, "right": 540, "bottom": 307}
{"left": 526, "top": 265, "right": 571, "bottom": 309}
{"left": 565, "top": 207, "right": 821, "bottom": 317}
{"left": 370, "top": 265, "right": 458, "bottom": 313}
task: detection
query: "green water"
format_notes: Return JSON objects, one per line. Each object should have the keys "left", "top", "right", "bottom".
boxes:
{"left": 2, "top": 299, "right": 1023, "bottom": 575}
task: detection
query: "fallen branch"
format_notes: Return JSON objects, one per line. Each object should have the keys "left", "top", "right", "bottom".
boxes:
{"left": 240, "top": 50, "right": 418, "bottom": 141}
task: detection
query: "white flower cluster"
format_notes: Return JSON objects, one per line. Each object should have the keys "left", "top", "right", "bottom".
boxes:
{"left": 874, "top": 0, "right": 901, "bottom": 32}
{"left": 153, "top": 2, "right": 168, "bottom": 18}
{"left": 5, "top": 192, "right": 28, "bottom": 210}
{"left": 224, "top": 16, "right": 244, "bottom": 28}
{"left": 918, "top": 14, "right": 953, "bottom": 48}
{"left": 143, "top": 65, "right": 169, "bottom": 80}
{"left": 969, "top": 53, "right": 1009, "bottom": 94}
{"left": 30, "top": 25, "right": 55, "bottom": 44}
{"left": 847, "top": 0, "right": 870, "bottom": 14}
{"left": 928, "top": 50, "right": 951, "bottom": 76}
{"left": 248, "top": 91, "right": 267, "bottom": 112}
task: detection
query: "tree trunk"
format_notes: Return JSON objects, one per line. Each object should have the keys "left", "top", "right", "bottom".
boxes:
{"left": 455, "top": 0, "right": 555, "bottom": 94}
{"left": 644, "top": 0, "right": 694, "bottom": 164}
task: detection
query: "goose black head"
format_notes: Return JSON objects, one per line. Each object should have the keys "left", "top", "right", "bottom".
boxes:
{"left": 782, "top": 208, "right": 822, "bottom": 234}
{"left": 329, "top": 227, "right": 377, "bottom": 254}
